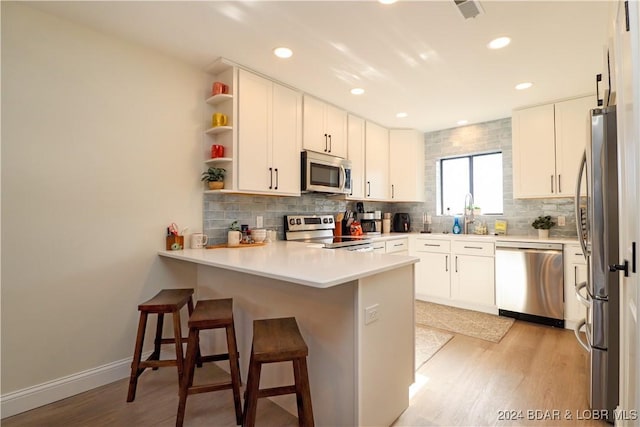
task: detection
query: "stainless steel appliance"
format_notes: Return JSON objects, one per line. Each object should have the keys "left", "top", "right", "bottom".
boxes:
{"left": 301, "top": 150, "right": 352, "bottom": 195}
{"left": 360, "top": 212, "right": 381, "bottom": 235}
{"left": 496, "top": 241, "right": 565, "bottom": 328}
{"left": 574, "top": 105, "right": 619, "bottom": 422}
{"left": 392, "top": 213, "right": 411, "bottom": 232}
{"left": 284, "top": 214, "right": 373, "bottom": 251}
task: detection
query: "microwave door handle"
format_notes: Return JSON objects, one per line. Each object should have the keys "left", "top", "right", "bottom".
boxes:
{"left": 575, "top": 151, "right": 588, "bottom": 257}
{"left": 340, "top": 165, "right": 347, "bottom": 193}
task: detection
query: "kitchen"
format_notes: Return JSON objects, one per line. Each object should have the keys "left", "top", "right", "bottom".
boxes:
{"left": 2, "top": 1, "right": 639, "bottom": 427}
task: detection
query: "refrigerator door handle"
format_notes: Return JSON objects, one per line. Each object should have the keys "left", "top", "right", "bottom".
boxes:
{"left": 575, "top": 281, "right": 591, "bottom": 308}
{"left": 574, "top": 319, "right": 591, "bottom": 352}
{"left": 575, "top": 151, "right": 588, "bottom": 258}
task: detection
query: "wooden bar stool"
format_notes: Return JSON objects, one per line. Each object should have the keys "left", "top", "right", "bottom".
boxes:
{"left": 127, "top": 288, "right": 195, "bottom": 402}
{"left": 176, "top": 298, "right": 243, "bottom": 427}
{"left": 242, "top": 317, "right": 314, "bottom": 427}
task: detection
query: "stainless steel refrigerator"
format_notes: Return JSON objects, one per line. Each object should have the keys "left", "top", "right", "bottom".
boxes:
{"left": 574, "top": 105, "right": 619, "bottom": 422}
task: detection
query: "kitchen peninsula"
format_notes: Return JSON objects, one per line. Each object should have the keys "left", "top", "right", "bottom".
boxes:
{"left": 159, "top": 241, "right": 418, "bottom": 426}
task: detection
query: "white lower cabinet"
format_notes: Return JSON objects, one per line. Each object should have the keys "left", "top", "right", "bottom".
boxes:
{"left": 411, "top": 236, "right": 496, "bottom": 314}
{"left": 411, "top": 237, "right": 451, "bottom": 299}
{"left": 451, "top": 240, "right": 495, "bottom": 309}
{"left": 564, "top": 244, "right": 587, "bottom": 328}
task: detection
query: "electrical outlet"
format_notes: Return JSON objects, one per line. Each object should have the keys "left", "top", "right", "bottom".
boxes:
{"left": 365, "top": 304, "right": 379, "bottom": 325}
{"left": 256, "top": 216, "right": 263, "bottom": 228}
{"left": 558, "top": 215, "right": 566, "bottom": 227}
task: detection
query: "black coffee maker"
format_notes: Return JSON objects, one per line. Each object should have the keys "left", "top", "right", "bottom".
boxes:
{"left": 392, "top": 213, "right": 411, "bottom": 232}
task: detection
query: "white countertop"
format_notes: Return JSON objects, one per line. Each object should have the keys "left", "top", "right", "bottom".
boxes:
{"left": 159, "top": 241, "right": 418, "bottom": 289}
{"left": 367, "top": 232, "right": 578, "bottom": 245}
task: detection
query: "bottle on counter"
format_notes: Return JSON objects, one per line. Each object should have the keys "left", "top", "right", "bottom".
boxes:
{"left": 452, "top": 217, "right": 462, "bottom": 234}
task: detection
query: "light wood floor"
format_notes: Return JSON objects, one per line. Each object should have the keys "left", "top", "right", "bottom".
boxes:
{"left": 3, "top": 320, "right": 607, "bottom": 427}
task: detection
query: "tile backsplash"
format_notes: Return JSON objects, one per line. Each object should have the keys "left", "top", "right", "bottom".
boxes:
{"left": 203, "top": 193, "right": 390, "bottom": 244}
{"left": 203, "top": 117, "right": 578, "bottom": 243}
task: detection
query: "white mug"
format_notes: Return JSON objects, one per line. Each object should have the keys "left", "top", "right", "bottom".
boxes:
{"left": 228, "top": 230, "right": 241, "bottom": 246}
{"left": 190, "top": 233, "right": 208, "bottom": 249}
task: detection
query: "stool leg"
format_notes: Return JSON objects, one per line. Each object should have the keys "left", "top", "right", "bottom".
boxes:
{"left": 293, "top": 358, "right": 314, "bottom": 427}
{"left": 186, "top": 297, "right": 203, "bottom": 369}
{"left": 151, "top": 313, "right": 164, "bottom": 369}
{"left": 242, "top": 351, "right": 261, "bottom": 427}
{"left": 172, "top": 309, "right": 185, "bottom": 387}
{"left": 127, "top": 311, "right": 149, "bottom": 402}
{"left": 225, "top": 324, "right": 243, "bottom": 425}
{"left": 176, "top": 327, "right": 198, "bottom": 427}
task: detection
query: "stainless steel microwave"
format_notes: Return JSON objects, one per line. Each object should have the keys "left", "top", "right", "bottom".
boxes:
{"left": 301, "top": 150, "right": 352, "bottom": 195}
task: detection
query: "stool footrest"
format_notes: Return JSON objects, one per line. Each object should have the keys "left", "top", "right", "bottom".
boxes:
{"left": 187, "top": 381, "right": 233, "bottom": 395}
{"left": 139, "top": 359, "right": 177, "bottom": 369}
{"left": 158, "top": 337, "right": 188, "bottom": 345}
{"left": 257, "top": 385, "right": 296, "bottom": 398}
{"left": 199, "top": 353, "right": 230, "bottom": 364}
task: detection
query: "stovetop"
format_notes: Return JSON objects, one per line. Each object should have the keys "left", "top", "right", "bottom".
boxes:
{"left": 284, "top": 214, "right": 372, "bottom": 249}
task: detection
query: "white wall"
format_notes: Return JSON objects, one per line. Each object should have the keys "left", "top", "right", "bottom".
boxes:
{"left": 1, "top": 2, "right": 206, "bottom": 404}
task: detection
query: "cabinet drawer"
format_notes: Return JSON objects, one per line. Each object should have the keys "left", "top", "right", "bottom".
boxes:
{"left": 564, "top": 244, "right": 586, "bottom": 265}
{"left": 371, "top": 242, "right": 386, "bottom": 253}
{"left": 452, "top": 240, "right": 494, "bottom": 256}
{"left": 386, "top": 238, "right": 408, "bottom": 254}
{"left": 414, "top": 238, "right": 451, "bottom": 254}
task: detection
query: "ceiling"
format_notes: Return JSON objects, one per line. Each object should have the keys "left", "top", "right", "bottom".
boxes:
{"left": 28, "top": 1, "right": 610, "bottom": 132}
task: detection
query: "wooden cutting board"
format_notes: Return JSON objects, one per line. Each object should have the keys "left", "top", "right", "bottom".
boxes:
{"left": 206, "top": 242, "right": 266, "bottom": 249}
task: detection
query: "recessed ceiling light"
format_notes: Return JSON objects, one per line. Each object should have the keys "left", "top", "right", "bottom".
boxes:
{"left": 487, "top": 37, "right": 511, "bottom": 50}
{"left": 273, "top": 47, "right": 293, "bottom": 59}
{"left": 396, "top": 112, "right": 408, "bottom": 118}
{"left": 515, "top": 82, "right": 533, "bottom": 90}
{"left": 457, "top": 120, "right": 469, "bottom": 126}
{"left": 351, "top": 88, "right": 365, "bottom": 95}
{"left": 379, "top": 0, "right": 398, "bottom": 4}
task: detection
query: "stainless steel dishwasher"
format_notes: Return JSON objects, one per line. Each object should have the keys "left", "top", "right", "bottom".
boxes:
{"left": 495, "top": 241, "right": 564, "bottom": 328}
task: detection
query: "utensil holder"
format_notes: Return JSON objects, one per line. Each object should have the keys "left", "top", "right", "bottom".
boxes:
{"left": 166, "top": 235, "right": 184, "bottom": 250}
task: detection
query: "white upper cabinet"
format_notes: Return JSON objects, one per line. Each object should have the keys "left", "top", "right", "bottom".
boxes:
{"left": 364, "top": 121, "right": 389, "bottom": 200}
{"left": 554, "top": 96, "right": 594, "bottom": 196}
{"left": 303, "top": 95, "right": 347, "bottom": 158}
{"left": 389, "top": 129, "right": 425, "bottom": 202}
{"left": 512, "top": 95, "right": 594, "bottom": 198}
{"left": 347, "top": 115, "right": 365, "bottom": 199}
{"left": 238, "top": 69, "right": 301, "bottom": 196}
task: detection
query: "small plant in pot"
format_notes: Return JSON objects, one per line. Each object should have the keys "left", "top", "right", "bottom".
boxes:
{"left": 201, "top": 167, "right": 225, "bottom": 190}
{"left": 532, "top": 215, "right": 555, "bottom": 239}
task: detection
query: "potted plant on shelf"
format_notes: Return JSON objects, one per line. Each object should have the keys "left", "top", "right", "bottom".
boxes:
{"left": 532, "top": 215, "right": 555, "bottom": 239}
{"left": 201, "top": 167, "right": 226, "bottom": 190}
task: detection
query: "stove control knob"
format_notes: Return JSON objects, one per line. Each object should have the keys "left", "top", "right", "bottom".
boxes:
{"left": 289, "top": 218, "right": 296, "bottom": 226}
{"left": 296, "top": 219, "right": 302, "bottom": 225}
{"left": 328, "top": 218, "right": 333, "bottom": 223}
{"left": 323, "top": 218, "right": 329, "bottom": 224}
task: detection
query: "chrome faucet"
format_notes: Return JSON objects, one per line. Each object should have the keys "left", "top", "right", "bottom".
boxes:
{"left": 463, "top": 193, "right": 475, "bottom": 234}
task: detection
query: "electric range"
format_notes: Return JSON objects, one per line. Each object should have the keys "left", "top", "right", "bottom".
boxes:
{"left": 284, "top": 214, "right": 373, "bottom": 251}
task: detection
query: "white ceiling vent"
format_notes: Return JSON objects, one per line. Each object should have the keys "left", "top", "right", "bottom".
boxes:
{"left": 454, "top": 0, "right": 484, "bottom": 19}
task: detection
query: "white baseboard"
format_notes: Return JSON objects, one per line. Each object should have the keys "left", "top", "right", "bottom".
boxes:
{"left": 1, "top": 351, "right": 152, "bottom": 419}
